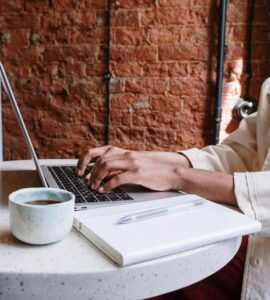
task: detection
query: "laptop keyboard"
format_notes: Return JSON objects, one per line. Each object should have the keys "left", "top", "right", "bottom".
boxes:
{"left": 47, "top": 166, "right": 133, "bottom": 205}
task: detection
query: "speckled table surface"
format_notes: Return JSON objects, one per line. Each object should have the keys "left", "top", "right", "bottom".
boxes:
{"left": 0, "top": 160, "right": 241, "bottom": 300}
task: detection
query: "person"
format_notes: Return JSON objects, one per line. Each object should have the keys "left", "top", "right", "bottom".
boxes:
{"left": 76, "top": 78, "right": 270, "bottom": 300}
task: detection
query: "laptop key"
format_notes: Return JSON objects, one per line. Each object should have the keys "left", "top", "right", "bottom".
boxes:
{"left": 120, "top": 195, "right": 133, "bottom": 200}
{"left": 96, "top": 194, "right": 109, "bottom": 201}
{"left": 84, "top": 195, "right": 98, "bottom": 203}
{"left": 76, "top": 198, "right": 87, "bottom": 203}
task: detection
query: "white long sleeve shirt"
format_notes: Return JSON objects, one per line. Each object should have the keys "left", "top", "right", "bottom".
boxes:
{"left": 180, "top": 78, "right": 270, "bottom": 300}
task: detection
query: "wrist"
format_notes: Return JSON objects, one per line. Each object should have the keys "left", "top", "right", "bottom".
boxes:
{"left": 176, "top": 153, "right": 192, "bottom": 168}
{"left": 172, "top": 167, "right": 186, "bottom": 191}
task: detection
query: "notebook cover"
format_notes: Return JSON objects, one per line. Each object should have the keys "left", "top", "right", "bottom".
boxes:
{"left": 73, "top": 195, "right": 261, "bottom": 266}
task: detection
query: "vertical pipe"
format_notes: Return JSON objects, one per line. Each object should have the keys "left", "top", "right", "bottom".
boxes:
{"left": 244, "top": 0, "right": 254, "bottom": 100}
{"left": 212, "top": 0, "right": 227, "bottom": 145}
{"left": 104, "top": 0, "right": 111, "bottom": 145}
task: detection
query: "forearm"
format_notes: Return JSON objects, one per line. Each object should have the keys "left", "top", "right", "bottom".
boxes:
{"left": 175, "top": 167, "right": 237, "bottom": 206}
{"left": 142, "top": 151, "right": 192, "bottom": 168}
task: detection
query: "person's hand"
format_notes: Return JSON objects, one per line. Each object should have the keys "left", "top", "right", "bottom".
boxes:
{"left": 76, "top": 145, "right": 189, "bottom": 192}
{"left": 86, "top": 151, "right": 183, "bottom": 192}
{"left": 76, "top": 145, "right": 131, "bottom": 177}
{"left": 77, "top": 145, "right": 191, "bottom": 176}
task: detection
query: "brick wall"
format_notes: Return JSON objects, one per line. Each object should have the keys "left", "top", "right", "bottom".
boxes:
{"left": 0, "top": 0, "right": 269, "bottom": 160}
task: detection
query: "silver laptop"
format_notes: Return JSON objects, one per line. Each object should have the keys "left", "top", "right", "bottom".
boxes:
{"left": 0, "top": 63, "right": 180, "bottom": 211}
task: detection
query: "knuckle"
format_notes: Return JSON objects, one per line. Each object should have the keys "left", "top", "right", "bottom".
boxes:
{"left": 86, "top": 148, "right": 92, "bottom": 157}
{"left": 125, "top": 151, "right": 134, "bottom": 159}
{"left": 133, "top": 165, "right": 140, "bottom": 173}
{"left": 101, "top": 159, "right": 110, "bottom": 169}
{"left": 105, "top": 145, "right": 113, "bottom": 153}
{"left": 124, "top": 152, "right": 140, "bottom": 171}
{"left": 114, "top": 175, "right": 121, "bottom": 183}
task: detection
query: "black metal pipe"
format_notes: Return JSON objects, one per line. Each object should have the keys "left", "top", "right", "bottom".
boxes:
{"left": 244, "top": 0, "right": 254, "bottom": 100}
{"left": 104, "top": 0, "right": 111, "bottom": 145}
{"left": 212, "top": 0, "right": 227, "bottom": 145}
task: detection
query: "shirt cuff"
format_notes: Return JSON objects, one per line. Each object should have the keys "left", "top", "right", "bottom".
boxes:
{"left": 178, "top": 148, "right": 214, "bottom": 170}
{"left": 234, "top": 172, "right": 256, "bottom": 219}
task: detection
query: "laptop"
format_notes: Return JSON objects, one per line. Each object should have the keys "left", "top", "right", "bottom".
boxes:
{"left": 0, "top": 63, "right": 181, "bottom": 211}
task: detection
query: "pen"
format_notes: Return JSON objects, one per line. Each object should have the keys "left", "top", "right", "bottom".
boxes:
{"left": 116, "top": 199, "right": 205, "bottom": 224}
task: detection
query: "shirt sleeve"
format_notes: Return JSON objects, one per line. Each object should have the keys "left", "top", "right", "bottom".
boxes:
{"left": 178, "top": 112, "right": 259, "bottom": 174}
{"left": 178, "top": 78, "right": 270, "bottom": 235}
{"left": 180, "top": 145, "right": 270, "bottom": 235}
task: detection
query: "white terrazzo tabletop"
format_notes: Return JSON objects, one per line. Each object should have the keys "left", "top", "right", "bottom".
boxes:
{"left": 0, "top": 160, "right": 241, "bottom": 300}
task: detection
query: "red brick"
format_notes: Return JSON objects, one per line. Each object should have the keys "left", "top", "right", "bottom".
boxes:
{"left": 159, "top": 44, "right": 208, "bottom": 61}
{"left": 110, "top": 62, "right": 144, "bottom": 77}
{"left": 67, "top": 11, "right": 95, "bottom": 29}
{"left": 158, "top": 0, "right": 189, "bottom": 7}
{"left": 110, "top": 94, "right": 136, "bottom": 110}
{"left": 180, "top": 26, "right": 210, "bottom": 46}
{"left": 143, "top": 63, "right": 169, "bottom": 78}
{"left": 252, "top": 6, "right": 269, "bottom": 25}
{"left": 44, "top": 45, "right": 99, "bottom": 62}
{"left": 145, "top": 128, "right": 177, "bottom": 146}
{"left": 132, "top": 111, "right": 157, "bottom": 127}
{"left": 1, "top": 0, "right": 24, "bottom": 12}
{"left": 5, "top": 46, "right": 44, "bottom": 64}
{"left": 2, "top": 30, "right": 30, "bottom": 46}
{"left": 110, "top": 127, "right": 146, "bottom": 145}
{"left": 150, "top": 95, "right": 182, "bottom": 112}
{"left": 147, "top": 27, "right": 181, "bottom": 45}
{"left": 140, "top": 8, "right": 188, "bottom": 26}
{"left": 86, "top": 63, "right": 105, "bottom": 77}
{"left": 110, "top": 110, "right": 131, "bottom": 126}
{"left": 125, "top": 78, "right": 167, "bottom": 94}
{"left": 188, "top": 62, "right": 209, "bottom": 81}
{"left": 169, "top": 79, "right": 208, "bottom": 96}
{"left": 110, "top": 78, "right": 125, "bottom": 93}
{"left": 168, "top": 62, "right": 189, "bottom": 78}
{"left": 226, "top": 3, "right": 247, "bottom": 23}
{"left": 189, "top": 7, "right": 212, "bottom": 25}
{"left": 112, "top": 0, "right": 155, "bottom": 9}
{"left": 1, "top": 13, "right": 40, "bottom": 30}
{"left": 112, "top": 28, "right": 146, "bottom": 46}
{"left": 66, "top": 62, "right": 86, "bottom": 78}
{"left": 111, "top": 46, "right": 158, "bottom": 63}
{"left": 49, "top": 0, "right": 80, "bottom": 11}
{"left": 111, "top": 10, "right": 140, "bottom": 27}
{"left": 85, "top": 0, "right": 106, "bottom": 9}
{"left": 69, "top": 78, "right": 104, "bottom": 96}
{"left": 25, "top": 0, "right": 50, "bottom": 12}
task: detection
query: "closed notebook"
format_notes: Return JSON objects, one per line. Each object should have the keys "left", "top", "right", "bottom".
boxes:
{"left": 73, "top": 195, "right": 261, "bottom": 266}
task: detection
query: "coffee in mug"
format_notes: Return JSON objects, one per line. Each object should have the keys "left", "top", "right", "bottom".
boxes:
{"left": 25, "top": 199, "right": 62, "bottom": 205}
{"left": 9, "top": 187, "right": 75, "bottom": 245}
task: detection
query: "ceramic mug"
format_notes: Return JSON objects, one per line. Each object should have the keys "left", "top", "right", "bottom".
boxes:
{"left": 9, "top": 187, "right": 75, "bottom": 245}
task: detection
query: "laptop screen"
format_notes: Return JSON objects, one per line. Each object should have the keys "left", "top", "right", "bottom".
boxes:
{"left": 0, "top": 63, "right": 47, "bottom": 186}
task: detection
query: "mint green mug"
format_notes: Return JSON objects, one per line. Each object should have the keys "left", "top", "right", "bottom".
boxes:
{"left": 9, "top": 187, "right": 75, "bottom": 245}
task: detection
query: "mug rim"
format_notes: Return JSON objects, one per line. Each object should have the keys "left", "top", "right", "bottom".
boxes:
{"left": 9, "top": 187, "right": 75, "bottom": 208}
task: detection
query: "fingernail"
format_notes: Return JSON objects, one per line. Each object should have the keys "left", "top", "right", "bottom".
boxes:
{"left": 98, "top": 187, "right": 104, "bottom": 193}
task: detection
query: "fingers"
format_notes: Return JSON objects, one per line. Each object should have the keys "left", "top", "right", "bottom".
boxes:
{"left": 76, "top": 145, "right": 112, "bottom": 176}
{"left": 89, "top": 155, "right": 132, "bottom": 190}
{"left": 98, "top": 172, "right": 135, "bottom": 193}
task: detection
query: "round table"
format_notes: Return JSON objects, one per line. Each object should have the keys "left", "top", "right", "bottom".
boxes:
{"left": 0, "top": 159, "right": 241, "bottom": 300}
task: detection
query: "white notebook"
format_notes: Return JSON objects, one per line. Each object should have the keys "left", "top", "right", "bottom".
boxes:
{"left": 73, "top": 195, "right": 261, "bottom": 266}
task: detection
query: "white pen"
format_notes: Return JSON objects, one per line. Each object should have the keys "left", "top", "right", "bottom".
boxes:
{"left": 116, "top": 198, "right": 205, "bottom": 224}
